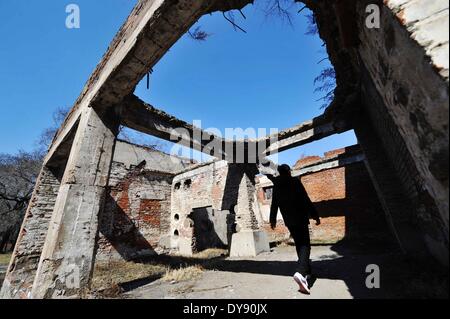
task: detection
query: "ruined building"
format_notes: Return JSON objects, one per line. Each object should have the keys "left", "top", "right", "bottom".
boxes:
{"left": 1, "top": 0, "right": 448, "bottom": 299}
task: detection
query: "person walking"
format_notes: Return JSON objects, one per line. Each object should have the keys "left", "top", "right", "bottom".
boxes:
{"left": 267, "top": 164, "right": 321, "bottom": 294}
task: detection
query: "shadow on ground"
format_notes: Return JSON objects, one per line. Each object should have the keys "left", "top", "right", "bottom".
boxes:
{"left": 117, "top": 240, "right": 448, "bottom": 299}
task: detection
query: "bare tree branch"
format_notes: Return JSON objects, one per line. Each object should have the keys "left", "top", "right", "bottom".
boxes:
{"left": 223, "top": 11, "right": 247, "bottom": 33}
{"left": 314, "top": 67, "right": 336, "bottom": 109}
{"left": 262, "top": 0, "right": 296, "bottom": 27}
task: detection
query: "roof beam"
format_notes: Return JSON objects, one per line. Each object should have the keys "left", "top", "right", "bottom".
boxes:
{"left": 121, "top": 95, "right": 353, "bottom": 163}
{"left": 292, "top": 151, "right": 365, "bottom": 177}
{"left": 121, "top": 94, "right": 228, "bottom": 158}
{"left": 261, "top": 115, "right": 351, "bottom": 156}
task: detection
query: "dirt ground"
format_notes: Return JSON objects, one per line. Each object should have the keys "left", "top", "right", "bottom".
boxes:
{"left": 120, "top": 241, "right": 448, "bottom": 299}
{"left": 1, "top": 243, "right": 447, "bottom": 299}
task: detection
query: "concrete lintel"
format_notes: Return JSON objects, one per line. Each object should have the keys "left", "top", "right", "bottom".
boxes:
{"left": 262, "top": 115, "right": 351, "bottom": 155}
{"left": 121, "top": 95, "right": 227, "bottom": 158}
{"left": 257, "top": 150, "right": 366, "bottom": 189}
{"left": 121, "top": 95, "right": 352, "bottom": 164}
{"left": 292, "top": 153, "right": 365, "bottom": 177}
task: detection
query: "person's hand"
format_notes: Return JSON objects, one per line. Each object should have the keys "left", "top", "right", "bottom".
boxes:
{"left": 315, "top": 218, "right": 321, "bottom": 226}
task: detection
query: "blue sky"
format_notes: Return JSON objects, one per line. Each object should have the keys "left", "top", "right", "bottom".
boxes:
{"left": 0, "top": 0, "right": 357, "bottom": 166}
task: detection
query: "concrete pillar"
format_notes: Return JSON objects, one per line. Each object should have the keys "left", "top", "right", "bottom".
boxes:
{"left": 0, "top": 166, "right": 61, "bottom": 299}
{"left": 30, "top": 106, "right": 120, "bottom": 299}
{"left": 229, "top": 164, "right": 270, "bottom": 257}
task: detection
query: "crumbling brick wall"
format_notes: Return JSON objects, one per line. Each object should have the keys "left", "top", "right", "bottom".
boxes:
{"left": 171, "top": 161, "right": 264, "bottom": 255}
{"left": 95, "top": 140, "right": 191, "bottom": 262}
{"left": 96, "top": 163, "right": 174, "bottom": 261}
{"left": 1, "top": 166, "right": 61, "bottom": 298}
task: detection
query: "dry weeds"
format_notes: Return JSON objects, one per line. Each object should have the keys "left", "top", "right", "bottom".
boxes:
{"left": 162, "top": 265, "right": 204, "bottom": 283}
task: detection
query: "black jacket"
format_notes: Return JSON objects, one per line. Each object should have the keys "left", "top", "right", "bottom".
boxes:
{"left": 269, "top": 175, "right": 319, "bottom": 227}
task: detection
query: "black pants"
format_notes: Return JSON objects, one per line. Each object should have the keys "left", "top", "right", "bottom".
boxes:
{"left": 288, "top": 223, "right": 311, "bottom": 276}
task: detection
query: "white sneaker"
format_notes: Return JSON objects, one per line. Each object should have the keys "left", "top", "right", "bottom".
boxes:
{"left": 294, "top": 272, "right": 310, "bottom": 294}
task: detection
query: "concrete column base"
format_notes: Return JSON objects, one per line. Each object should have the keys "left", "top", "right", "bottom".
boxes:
{"left": 229, "top": 231, "right": 270, "bottom": 257}
{"left": 178, "top": 237, "right": 194, "bottom": 256}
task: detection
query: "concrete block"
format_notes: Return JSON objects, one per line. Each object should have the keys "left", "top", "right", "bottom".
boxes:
{"left": 229, "top": 231, "right": 270, "bottom": 257}
{"left": 178, "top": 238, "right": 193, "bottom": 256}
{"left": 158, "top": 235, "right": 171, "bottom": 250}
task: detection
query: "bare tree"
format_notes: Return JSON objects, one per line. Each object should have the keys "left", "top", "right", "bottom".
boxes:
{"left": 0, "top": 106, "right": 70, "bottom": 252}
{"left": 0, "top": 151, "right": 42, "bottom": 252}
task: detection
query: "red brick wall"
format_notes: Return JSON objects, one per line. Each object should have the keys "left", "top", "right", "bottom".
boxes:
{"left": 305, "top": 161, "right": 390, "bottom": 243}
{"left": 262, "top": 146, "right": 393, "bottom": 245}
{"left": 299, "top": 164, "right": 347, "bottom": 243}
{"left": 139, "top": 200, "right": 161, "bottom": 227}
{"left": 301, "top": 167, "right": 346, "bottom": 202}
{"left": 96, "top": 162, "right": 173, "bottom": 261}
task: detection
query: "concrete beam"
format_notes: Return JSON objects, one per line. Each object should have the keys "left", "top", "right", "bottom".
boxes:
{"left": 206, "top": 0, "right": 253, "bottom": 13}
{"left": 121, "top": 95, "right": 353, "bottom": 164}
{"left": 261, "top": 115, "right": 351, "bottom": 156}
{"left": 292, "top": 152, "right": 365, "bottom": 177}
{"left": 121, "top": 94, "right": 227, "bottom": 158}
